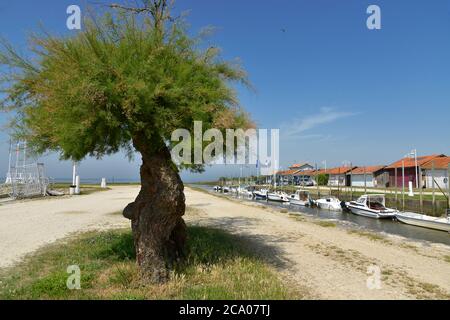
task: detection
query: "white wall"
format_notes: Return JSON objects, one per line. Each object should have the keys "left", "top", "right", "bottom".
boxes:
{"left": 351, "top": 174, "right": 375, "bottom": 188}
{"left": 328, "top": 174, "right": 346, "bottom": 186}
{"left": 424, "top": 169, "right": 449, "bottom": 190}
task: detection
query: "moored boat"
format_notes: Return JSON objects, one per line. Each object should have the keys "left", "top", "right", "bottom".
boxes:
{"left": 395, "top": 211, "right": 450, "bottom": 232}
{"left": 267, "top": 191, "right": 290, "bottom": 202}
{"left": 315, "top": 196, "right": 342, "bottom": 211}
{"left": 289, "top": 190, "right": 312, "bottom": 206}
{"left": 253, "top": 189, "right": 268, "bottom": 200}
{"left": 345, "top": 195, "right": 396, "bottom": 219}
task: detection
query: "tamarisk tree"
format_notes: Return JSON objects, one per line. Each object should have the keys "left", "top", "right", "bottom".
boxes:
{"left": 0, "top": 0, "right": 252, "bottom": 283}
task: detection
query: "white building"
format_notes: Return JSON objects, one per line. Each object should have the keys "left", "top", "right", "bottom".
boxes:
{"left": 348, "top": 166, "right": 386, "bottom": 188}
{"left": 421, "top": 157, "right": 450, "bottom": 190}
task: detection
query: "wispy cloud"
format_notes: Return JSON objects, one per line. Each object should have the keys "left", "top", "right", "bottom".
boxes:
{"left": 281, "top": 107, "right": 358, "bottom": 139}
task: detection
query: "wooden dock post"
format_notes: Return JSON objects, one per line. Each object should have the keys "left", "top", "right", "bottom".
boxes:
{"left": 402, "top": 161, "right": 405, "bottom": 211}
{"left": 350, "top": 164, "right": 353, "bottom": 201}
{"left": 395, "top": 167, "right": 398, "bottom": 208}
{"left": 448, "top": 164, "right": 450, "bottom": 212}
{"left": 364, "top": 166, "right": 367, "bottom": 194}
{"left": 316, "top": 163, "right": 320, "bottom": 199}
{"left": 419, "top": 166, "right": 423, "bottom": 213}
{"left": 432, "top": 161, "right": 436, "bottom": 216}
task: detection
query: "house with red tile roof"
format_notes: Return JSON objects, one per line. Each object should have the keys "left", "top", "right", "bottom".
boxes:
{"left": 288, "top": 163, "right": 314, "bottom": 171}
{"left": 420, "top": 156, "right": 450, "bottom": 189}
{"left": 327, "top": 166, "right": 357, "bottom": 187}
{"left": 385, "top": 154, "right": 446, "bottom": 188}
{"left": 347, "top": 166, "right": 387, "bottom": 188}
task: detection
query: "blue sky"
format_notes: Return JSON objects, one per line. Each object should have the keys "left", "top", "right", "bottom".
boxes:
{"left": 0, "top": 0, "right": 449, "bottom": 182}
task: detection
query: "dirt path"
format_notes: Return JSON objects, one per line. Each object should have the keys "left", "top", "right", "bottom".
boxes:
{"left": 1, "top": 185, "right": 449, "bottom": 299}
{"left": 0, "top": 186, "right": 139, "bottom": 268}
{"left": 184, "top": 187, "right": 450, "bottom": 300}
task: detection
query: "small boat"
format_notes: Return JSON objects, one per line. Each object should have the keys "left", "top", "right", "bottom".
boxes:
{"left": 395, "top": 212, "right": 450, "bottom": 232}
{"left": 213, "top": 186, "right": 221, "bottom": 192}
{"left": 289, "top": 190, "right": 312, "bottom": 206}
{"left": 345, "top": 195, "right": 396, "bottom": 219}
{"left": 253, "top": 189, "right": 268, "bottom": 200}
{"left": 238, "top": 187, "right": 254, "bottom": 199}
{"left": 267, "top": 191, "right": 290, "bottom": 202}
{"left": 315, "top": 196, "right": 342, "bottom": 211}
{"left": 222, "top": 186, "right": 230, "bottom": 193}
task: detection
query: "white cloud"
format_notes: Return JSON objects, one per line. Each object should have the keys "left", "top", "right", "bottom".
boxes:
{"left": 281, "top": 107, "right": 358, "bottom": 139}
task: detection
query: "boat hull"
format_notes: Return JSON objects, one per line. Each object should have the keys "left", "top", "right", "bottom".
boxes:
{"left": 253, "top": 193, "right": 267, "bottom": 200}
{"left": 315, "top": 199, "right": 342, "bottom": 211}
{"left": 347, "top": 205, "right": 395, "bottom": 219}
{"left": 267, "top": 193, "right": 290, "bottom": 202}
{"left": 289, "top": 198, "right": 309, "bottom": 206}
{"left": 395, "top": 214, "right": 450, "bottom": 232}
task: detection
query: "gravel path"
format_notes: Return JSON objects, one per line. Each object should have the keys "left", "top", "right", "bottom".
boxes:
{"left": 185, "top": 187, "right": 450, "bottom": 300}
{"left": 0, "top": 186, "right": 139, "bottom": 268}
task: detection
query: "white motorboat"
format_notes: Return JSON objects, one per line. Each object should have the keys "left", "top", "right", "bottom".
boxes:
{"left": 345, "top": 195, "right": 396, "bottom": 219}
{"left": 253, "top": 189, "right": 268, "bottom": 200}
{"left": 395, "top": 212, "right": 450, "bottom": 232}
{"left": 238, "top": 187, "right": 254, "bottom": 199}
{"left": 222, "top": 186, "right": 230, "bottom": 193}
{"left": 267, "top": 191, "right": 290, "bottom": 202}
{"left": 289, "top": 190, "right": 312, "bottom": 206}
{"left": 315, "top": 196, "right": 342, "bottom": 211}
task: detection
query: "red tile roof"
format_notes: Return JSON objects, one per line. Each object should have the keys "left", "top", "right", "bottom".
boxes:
{"left": 276, "top": 169, "right": 301, "bottom": 176}
{"left": 326, "top": 166, "right": 356, "bottom": 175}
{"left": 289, "top": 163, "right": 313, "bottom": 168}
{"left": 386, "top": 154, "right": 446, "bottom": 169}
{"left": 421, "top": 156, "right": 450, "bottom": 170}
{"left": 295, "top": 169, "right": 317, "bottom": 176}
{"left": 350, "top": 166, "right": 385, "bottom": 175}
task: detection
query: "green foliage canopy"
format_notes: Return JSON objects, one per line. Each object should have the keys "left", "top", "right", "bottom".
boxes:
{"left": 0, "top": 9, "right": 252, "bottom": 170}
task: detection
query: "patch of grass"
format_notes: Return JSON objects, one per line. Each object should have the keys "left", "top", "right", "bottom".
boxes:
{"left": 280, "top": 209, "right": 289, "bottom": 214}
{"left": 444, "top": 255, "right": 450, "bottom": 264}
{"left": 347, "top": 230, "right": 390, "bottom": 244}
{"left": 312, "top": 221, "right": 336, "bottom": 228}
{"left": 288, "top": 213, "right": 305, "bottom": 222}
{"left": 0, "top": 226, "right": 300, "bottom": 300}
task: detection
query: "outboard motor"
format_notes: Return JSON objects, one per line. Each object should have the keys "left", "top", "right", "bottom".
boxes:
{"left": 341, "top": 201, "right": 349, "bottom": 212}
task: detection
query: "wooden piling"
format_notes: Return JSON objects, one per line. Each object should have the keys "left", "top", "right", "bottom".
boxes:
{"left": 419, "top": 166, "right": 423, "bottom": 213}
{"left": 448, "top": 164, "right": 450, "bottom": 212}
{"left": 350, "top": 164, "right": 353, "bottom": 201}
{"left": 432, "top": 161, "right": 435, "bottom": 216}
{"left": 402, "top": 161, "right": 405, "bottom": 211}
{"left": 364, "top": 166, "right": 367, "bottom": 194}
{"left": 395, "top": 167, "right": 398, "bottom": 207}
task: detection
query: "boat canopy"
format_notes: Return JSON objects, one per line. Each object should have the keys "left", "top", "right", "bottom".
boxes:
{"left": 367, "top": 194, "right": 386, "bottom": 206}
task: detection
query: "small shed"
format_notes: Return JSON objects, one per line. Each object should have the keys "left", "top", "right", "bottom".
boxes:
{"left": 327, "top": 167, "right": 356, "bottom": 187}
{"left": 347, "top": 166, "right": 386, "bottom": 188}
{"left": 420, "top": 157, "right": 450, "bottom": 190}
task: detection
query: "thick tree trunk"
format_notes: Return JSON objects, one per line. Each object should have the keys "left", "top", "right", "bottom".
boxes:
{"left": 123, "top": 141, "right": 186, "bottom": 284}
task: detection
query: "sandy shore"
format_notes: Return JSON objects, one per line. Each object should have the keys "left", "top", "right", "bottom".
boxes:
{"left": 1, "top": 185, "right": 449, "bottom": 299}
{"left": 185, "top": 187, "right": 450, "bottom": 300}
{"left": 0, "top": 186, "right": 139, "bottom": 268}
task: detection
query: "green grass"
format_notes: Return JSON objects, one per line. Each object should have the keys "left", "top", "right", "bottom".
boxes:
{"left": 347, "top": 230, "right": 390, "bottom": 244}
{"left": 0, "top": 227, "right": 300, "bottom": 300}
{"left": 312, "top": 221, "right": 337, "bottom": 228}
